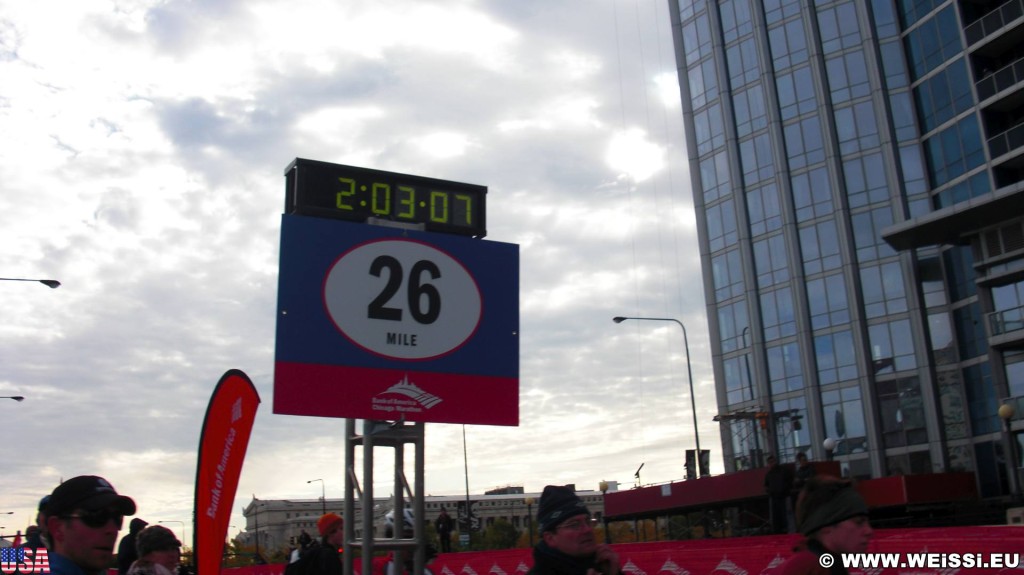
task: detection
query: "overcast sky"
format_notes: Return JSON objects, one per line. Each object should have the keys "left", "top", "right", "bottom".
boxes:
{"left": 0, "top": 0, "right": 717, "bottom": 546}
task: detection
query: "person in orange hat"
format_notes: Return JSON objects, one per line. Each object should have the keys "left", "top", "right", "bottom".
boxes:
{"left": 298, "top": 513, "right": 343, "bottom": 575}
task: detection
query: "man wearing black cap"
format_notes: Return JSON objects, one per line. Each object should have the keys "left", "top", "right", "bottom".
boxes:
{"left": 43, "top": 475, "right": 137, "bottom": 575}
{"left": 527, "top": 485, "right": 619, "bottom": 575}
{"left": 777, "top": 476, "right": 874, "bottom": 575}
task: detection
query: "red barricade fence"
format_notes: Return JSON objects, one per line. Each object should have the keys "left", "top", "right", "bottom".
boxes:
{"left": 218, "top": 526, "right": 1024, "bottom": 575}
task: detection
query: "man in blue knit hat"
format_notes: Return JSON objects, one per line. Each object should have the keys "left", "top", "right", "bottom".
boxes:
{"left": 527, "top": 485, "right": 619, "bottom": 575}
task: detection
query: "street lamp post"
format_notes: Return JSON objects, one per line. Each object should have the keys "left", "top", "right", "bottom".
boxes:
{"left": 598, "top": 481, "right": 611, "bottom": 544}
{"left": 0, "top": 278, "right": 61, "bottom": 288}
{"left": 613, "top": 316, "right": 702, "bottom": 472}
{"left": 158, "top": 520, "right": 186, "bottom": 548}
{"left": 307, "top": 479, "right": 326, "bottom": 514}
{"left": 1, "top": 396, "right": 25, "bottom": 402}
{"left": 524, "top": 497, "right": 535, "bottom": 547}
{"left": 999, "top": 402, "right": 1020, "bottom": 499}
{"left": 823, "top": 437, "right": 837, "bottom": 462}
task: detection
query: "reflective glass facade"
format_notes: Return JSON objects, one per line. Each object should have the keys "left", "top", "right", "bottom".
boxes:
{"left": 670, "top": 0, "right": 1024, "bottom": 496}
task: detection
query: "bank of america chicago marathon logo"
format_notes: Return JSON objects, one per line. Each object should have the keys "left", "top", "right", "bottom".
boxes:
{"left": 0, "top": 547, "right": 50, "bottom": 574}
{"left": 372, "top": 374, "right": 443, "bottom": 415}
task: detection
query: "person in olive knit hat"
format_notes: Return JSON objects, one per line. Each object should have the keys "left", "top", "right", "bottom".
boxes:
{"left": 527, "top": 485, "right": 619, "bottom": 575}
{"left": 126, "top": 525, "right": 181, "bottom": 575}
{"left": 776, "top": 476, "right": 874, "bottom": 575}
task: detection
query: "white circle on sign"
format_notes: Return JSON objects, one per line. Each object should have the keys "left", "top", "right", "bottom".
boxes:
{"left": 324, "top": 238, "right": 482, "bottom": 360}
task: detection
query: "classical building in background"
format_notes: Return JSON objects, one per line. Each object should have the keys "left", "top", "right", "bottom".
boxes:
{"left": 669, "top": 0, "right": 1023, "bottom": 497}
{"left": 237, "top": 485, "right": 609, "bottom": 553}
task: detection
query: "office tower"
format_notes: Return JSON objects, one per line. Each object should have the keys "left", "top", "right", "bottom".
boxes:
{"left": 669, "top": 0, "right": 1023, "bottom": 497}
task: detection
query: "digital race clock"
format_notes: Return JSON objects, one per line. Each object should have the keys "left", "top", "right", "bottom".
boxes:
{"left": 284, "top": 158, "right": 487, "bottom": 237}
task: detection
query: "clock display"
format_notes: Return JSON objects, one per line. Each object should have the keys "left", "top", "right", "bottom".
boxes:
{"left": 284, "top": 158, "right": 487, "bottom": 237}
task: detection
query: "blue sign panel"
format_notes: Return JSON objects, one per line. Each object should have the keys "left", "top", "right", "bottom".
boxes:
{"left": 273, "top": 214, "right": 519, "bottom": 425}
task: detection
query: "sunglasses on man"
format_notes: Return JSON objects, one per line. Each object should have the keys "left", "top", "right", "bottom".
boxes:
{"left": 61, "top": 508, "right": 124, "bottom": 529}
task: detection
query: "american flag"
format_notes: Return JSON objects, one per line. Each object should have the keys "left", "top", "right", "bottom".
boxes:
{"left": 1, "top": 547, "right": 25, "bottom": 571}
{"left": 0, "top": 547, "right": 50, "bottom": 574}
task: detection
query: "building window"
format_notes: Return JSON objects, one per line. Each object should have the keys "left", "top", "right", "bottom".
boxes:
{"left": 886, "top": 450, "right": 933, "bottom": 475}
{"left": 706, "top": 198, "right": 738, "bottom": 252}
{"left": 682, "top": 13, "right": 712, "bottom": 66}
{"left": 776, "top": 65, "right": 819, "bottom": 120}
{"left": 739, "top": 133, "right": 775, "bottom": 185}
{"left": 890, "top": 91, "right": 918, "bottom": 143}
{"left": 747, "top": 183, "right": 783, "bottom": 236}
{"left": 879, "top": 40, "right": 909, "bottom": 89}
{"left": 927, "top": 311, "right": 956, "bottom": 365}
{"left": 719, "top": 0, "right": 754, "bottom": 43}
{"left": 772, "top": 395, "right": 809, "bottom": 461}
{"left": 815, "top": 330, "right": 860, "bottom": 385}
{"left": 923, "top": 114, "right": 984, "bottom": 189}
{"left": 712, "top": 249, "right": 746, "bottom": 301}
{"left": 792, "top": 166, "right": 834, "bottom": 222}
{"left": 937, "top": 368, "right": 968, "bottom": 440}
{"left": 943, "top": 244, "right": 977, "bottom": 302}
{"left": 934, "top": 171, "right": 989, "bottom": 209}
{"left": 822, "top": 386, "right": 867, "bottom": 454}
{"left": 843, "top": 153, "right": 888, "bottom": 209}
{"left": 835, "top": 100, "right": 880, "bottom": 155}
{"left": 868, "top": 319, "right": 917, "bottom": 373}
{"left": 733, "top": 83, "right": 768, "bottom": 137}
{"left": 688, "top": 58, "right": 718, "bottom": 109}
{"left": 761, "top": 286, "right": 797, "bottom": 341}
{"left": 964, "top": 362, "right": 998, "bottom": 435}
{"left": 903, "top": 6, "right": 961, "bottom": 81}
{"left": 800, "top": 220, "right": 842, "bottom": 275}
{"left": 895, "top": 146, "right": 928, "bottom": 199}
{"left": 725, "top": 355, "right": 754, "bottom": 404}
{"left": 825, "top": 50, "right": 870, "bottom": 104}
{"left": 860, "top": 261, "right": 907, "bottom": 319}
{"left": 754, "top": 234, "right": 791, "bottom": 287}
{"left": 817, "top": 2, "right": 862, "bottom": 54}
{"left": 784, "top": 115, "right": 826, "bottom": 169}
{"left": 718, "top": 299, "right": 750, "bottom": 353}
{"left": 1005, "top": 352, "right": 1024, "bottom": 398}
{"left": 877, "top": 377, "right": 928, "bottom": 448}
{"left": 896, "top": 0, "right": 945, "bottom": 28}
{"left": 851, "top": 206, "right": 897, "bottom": 262}
{"left": 768, "top": 341, "right": 804, "bottom": 394}
{"left": 764, "top": 0, "right": 802, "bottom": 24}
{"left": 870, "top": 0, "right": 900, "bottom": 38}
{"left": 954, "top": 302, "right": 988, "bottom": 360}
{"left": 914, "top": 58, "right": 972, "bottom": 134}
{"left": 768, "top": 18, "right": 809, "bottom": 70}
{"left": 694, "top": 103, "right": 726, "bottom": 156}
{"left": 918, "top": 254, "right": 947, "bottom": 308}
{"left": 727, "top": 37, "right": 761, "bottom": 88}
{"left": 807, "top": 274, "right": 850, "bottom": 329}
{"left": 700, "top": 150, "right": 731, "bottom": 203}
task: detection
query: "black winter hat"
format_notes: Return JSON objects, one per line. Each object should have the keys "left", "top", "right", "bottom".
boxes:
{"left": 537, "top": 485, "right": 589, "bottom": 532}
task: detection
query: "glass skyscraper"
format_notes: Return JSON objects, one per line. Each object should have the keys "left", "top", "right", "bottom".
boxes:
{"left": 669, "top": 0, "right": 1023, "bottom": 497}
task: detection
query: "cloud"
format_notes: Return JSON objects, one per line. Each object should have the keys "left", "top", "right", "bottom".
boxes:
{"left": 0, "top": 0, "right": 711, "bottom": 548}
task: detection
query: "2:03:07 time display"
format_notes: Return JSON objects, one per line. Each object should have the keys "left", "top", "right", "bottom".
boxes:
{"left": 337, "top": 178, "right": 475, "bottom": 229}
{"left": 284, "top": 158, "right": 487, "bottom": 237}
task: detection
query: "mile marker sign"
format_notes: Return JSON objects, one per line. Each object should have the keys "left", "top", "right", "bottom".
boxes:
{"left": 273, "top": 163, "right": 518, "bottom": 426}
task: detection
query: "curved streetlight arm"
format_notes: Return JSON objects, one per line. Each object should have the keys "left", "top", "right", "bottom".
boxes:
{"left": 0, "top": 278, "right": 61, "bottom": 288}
{"left": 613, "top": 316, "right": 702, "bottom": 464}
{"left": 307, "top": 479, "right": 326, "bottom": 514}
